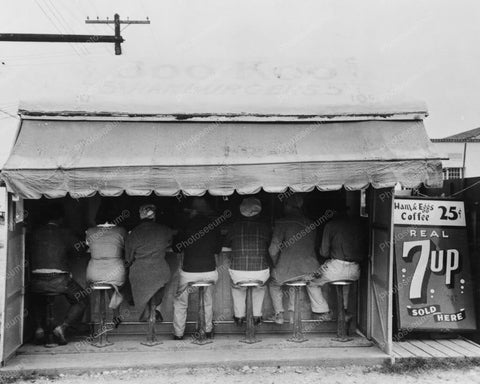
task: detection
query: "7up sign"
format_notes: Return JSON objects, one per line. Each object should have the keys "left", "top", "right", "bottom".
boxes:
{"left": 393, "top": 198, "right": 476, "bottom": 331}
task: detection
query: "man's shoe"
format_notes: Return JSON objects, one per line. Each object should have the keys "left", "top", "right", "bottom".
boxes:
{"left": 233, "top": 316, "right": 245, "bottom": 326}
{"left": 205, "top": 331, "right": 213, "bottom": 339}
{"left": 173, "top": 335, "right": 184, "bottom": 341}
{"left": 34, "top": 327, "right": 45, "bottom": 345}
{"left": 53, "top": 326, "right": 68, "bottom": 345}
{"left": 254, "top": 316, "right": 262, "bottom": 326}
{"left": 155, "top": 310, "right": 163, "bottom": 322}
{"left": 313, "top": 311, "right": 335, "bottom": 322}
{"left": 268, "top": 312, "right": 284, "bottom": 325}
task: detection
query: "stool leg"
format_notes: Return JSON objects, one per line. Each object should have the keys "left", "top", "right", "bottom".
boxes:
{"left": 240, "top": 286, "right": 260, "bottom": 344}
{"left": 141, "top": 298, "right": 162, "bottom": 346}
{"left": 45, "top": 296, "right": 57, "bottom": 348}
{"left": 287, "top": 286, "right": 307, "bottom": 343}
{"left": 192, "top": 286, "right": 212, "bottom": 345}
{"left": 91, "top": 290, "right": 114, "bottom": 348}
{"left": 332, "top": 285, "right": 353, "bottom": 342}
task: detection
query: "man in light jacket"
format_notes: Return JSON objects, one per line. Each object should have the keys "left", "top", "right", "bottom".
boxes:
{"left": 268, "top": 194, "right": 328, "bottom": 324}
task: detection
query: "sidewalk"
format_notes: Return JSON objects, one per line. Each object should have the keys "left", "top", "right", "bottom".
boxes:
{"left": 1, "top": 334, "right": 388, "bottom": 375}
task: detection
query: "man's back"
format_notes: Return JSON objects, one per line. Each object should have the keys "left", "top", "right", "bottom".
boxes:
{"left": 227, "top": 217, "right": 270, "bottom": 271}
{"left": 320, "top": 216, "right": 368, "bottom": 262}
{"left": 126, "top": 220, "right": 172, "bottom": 261}
{"left": 30, "top": 224, "right": 75, "bottom": 271}
{"left": 174, "top": 214, "right": 222, "bottom": 272}
{"left": 272, "top": 213, "right": 317, "bottom": 258}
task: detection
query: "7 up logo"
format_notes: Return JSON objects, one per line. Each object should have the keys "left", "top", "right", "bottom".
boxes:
{"left": 402, "top": 240, "right": 460, "bottom": 300}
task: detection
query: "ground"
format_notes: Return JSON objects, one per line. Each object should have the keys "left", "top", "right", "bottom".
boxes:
{"left": 1, "top": 362, "right": 479, "bottom": 384}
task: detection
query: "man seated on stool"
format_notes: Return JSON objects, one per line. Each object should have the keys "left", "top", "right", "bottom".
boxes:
{"left": 172, "top": 197, "right": 222, "bottom": 340}
{"left": 310, "top": 206, "right": 368, "bottom": 321}
{"left": 226, "top": 197, "right": 271, "bottom": 326}
{"left": 268, "top": 194, "right": 327, "bottom": 324}
{"left": 29, "top": 205, "right": 87, "bottom": 345}
{"left": 125, "top": 204, "right": 175, "bottom": 322}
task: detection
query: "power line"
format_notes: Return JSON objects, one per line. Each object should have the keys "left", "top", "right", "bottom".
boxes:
{"left": 33, "top": 0, "right": 83, "bottom": 57}
{"left": 0, "top": 109, "right": 19, "bottom": 119}
{"left": 44, "top": 0, "right": 90, "bottom": 55}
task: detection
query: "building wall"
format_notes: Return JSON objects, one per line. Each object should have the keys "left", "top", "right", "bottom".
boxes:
{"left": 432, "top": 141, "right": 480, "bottom": 178}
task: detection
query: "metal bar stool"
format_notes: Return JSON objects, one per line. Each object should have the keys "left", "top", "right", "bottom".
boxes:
{"left": 141, "top": 297, "right": 162, "bottom": 346}
{"left": 43, "top": 293, "right": 61, "bottom": 348}
{"left": 190, "top": 280, "right": 215, "bottom": 345}
{"left": 329, "top": 280, "right": 354, "bottom": 342}
{"left": 285, "top": 280, "right": 308, "bottom": 343}
{"left": 236, "top": 280, "right": 263, "bottom": 344}
{"left": 90, "top": 283, "right": 114, "bottom": 348}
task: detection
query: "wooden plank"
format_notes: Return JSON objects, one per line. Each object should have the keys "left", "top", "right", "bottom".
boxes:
{"left": 438, "top": 339, "right": 480, "bottom": 357}
{"left": 402, "top": 341, "right": 434, "bottom": 358}
{"left": 458, "top": 338, "right": 480, "bottom": 354}
{"left": 422, "top": 339, "right": 464, "bottom": 358}
{"left": 393, "top": 342, "right": 417, "bottom": 358}
{"left": 408, "top": 340, "right": 449, "bottom": 358}
{"left": 391, "top": 351, "right": 402, "bottom": 358}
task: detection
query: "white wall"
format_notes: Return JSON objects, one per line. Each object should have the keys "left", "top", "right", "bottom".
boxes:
{"left": 431, "top": 141, "right": 480, "bottom": 178}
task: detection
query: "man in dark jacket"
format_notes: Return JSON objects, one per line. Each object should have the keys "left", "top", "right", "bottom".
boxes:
{"left": 311, "top": 207, "right": 368, "bottom": 320}
{"left": 172, "top": 198, "right": 222, "bottom": 340}
{"left": 29, "top": 205, "right": 87, "bottom": 345}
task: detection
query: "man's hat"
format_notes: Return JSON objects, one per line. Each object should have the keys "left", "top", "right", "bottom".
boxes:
{"left": 139, "top": 204, "right": 156, "bottom": 219}
{"left": 240, "top": 197, "right": 262, "bottom": 217}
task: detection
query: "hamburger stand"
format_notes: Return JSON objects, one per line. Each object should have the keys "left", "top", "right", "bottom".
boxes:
{"left": 1, "top": 99, "right": 478, "bottom": 369}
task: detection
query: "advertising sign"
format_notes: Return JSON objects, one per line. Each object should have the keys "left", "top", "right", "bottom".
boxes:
{"left": 394, "top": 197, "right": 476, "bottom": 331}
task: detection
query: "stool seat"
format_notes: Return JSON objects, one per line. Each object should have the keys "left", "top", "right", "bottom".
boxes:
{"left": 189, "top": 280, "right": 215, "bottom": 287}
{"left": 236, "top": 280, "right": 263, "bottom": 287}
{"left": 329, "top": 280, "right": 354, "bottom": 286}
{"left": 91, "top": 283, "right": 113, "bottom": 290}
{"left": 285, "top": 280, "right": 308, "bottom": 287}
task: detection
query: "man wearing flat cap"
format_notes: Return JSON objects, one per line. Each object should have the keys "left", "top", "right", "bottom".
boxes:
{"left": 226, "top": 197, "right": 271, "bottom": 325}
{"left": 125, "top": 204, "right": 174, "bottom": 321}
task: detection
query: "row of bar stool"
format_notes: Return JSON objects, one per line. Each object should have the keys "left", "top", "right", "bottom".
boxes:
{"left": 233, "top": 279, "right": 355, "bottom": 344}
{"left": 39, "top": 279, "right": 354, "bottom": 348}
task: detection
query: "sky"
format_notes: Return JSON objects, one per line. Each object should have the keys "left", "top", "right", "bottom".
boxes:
{"left": 1, "top": 0, "right": 480, "bottom": 165}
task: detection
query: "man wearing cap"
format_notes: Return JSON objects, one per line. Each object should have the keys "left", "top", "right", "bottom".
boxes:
{"left": 171, "top": 198, "right": 222, "bottom": 340}
{"left": 226, "top": 197, "right": 271, "bottom": 325}
{"left": 125, "top": 204, "right": 174, "bottom": 322}
{"left": 268, "top": 194, "right": 328, "bottom": 324}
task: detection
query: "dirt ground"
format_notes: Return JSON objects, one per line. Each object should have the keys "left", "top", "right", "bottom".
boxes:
{"left": 2, "top": 364, "right": 479, "bottom": 384}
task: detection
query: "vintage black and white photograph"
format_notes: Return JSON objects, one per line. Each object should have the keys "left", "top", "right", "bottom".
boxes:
{"left": 0, "top": 1, "right": 480, "bottom": 383}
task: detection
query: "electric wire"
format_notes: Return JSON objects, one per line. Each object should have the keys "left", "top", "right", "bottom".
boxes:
{"left": 44, "top": 0, "right": 90, "bottom": 55}
{"left": 33, "top": 0, "right": 83, "bottom": 57}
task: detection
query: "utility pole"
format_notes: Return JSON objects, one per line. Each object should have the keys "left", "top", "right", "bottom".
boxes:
{"left": 86, "top": 14, "right": 150, "bottom": 55}
{"left": 0, "top": 13, "right": 150, "bottom": 55}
